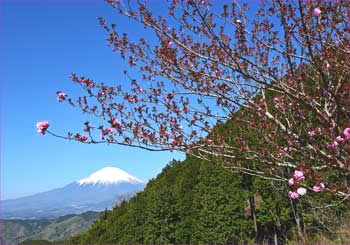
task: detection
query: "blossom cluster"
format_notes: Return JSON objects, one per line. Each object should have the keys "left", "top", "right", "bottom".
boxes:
{"left": 307, "top": 127, "right": 322, "bottom": 138}
{"left": 335, "top": 128, "right": 350, "bottom": 143}
{"left": 288, "top": 170, "right": 325, "bottom": 199}
{"left": 57, "top": 92, "right": 67, "bottom": 102}
{"left": 288, "top": 170, "right": 307, "bottom": 199}
{"left": 110, "top": 118, "right": 122, "bottom": 128}
{"left": 74, "top": 133, "right": 88, "bottom": 142}
{"left": 100, "top": 128, "right": 115, "bottom": 140}
{"left": 36, "top": 121, "right": 49, "bottom": 136}
{"left": 328, "top": 128, "right": 350, "bottom": 152}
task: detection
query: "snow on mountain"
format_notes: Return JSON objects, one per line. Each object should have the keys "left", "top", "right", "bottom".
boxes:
{"left": 77, "top": 167, "right": 144, "bottom": 185}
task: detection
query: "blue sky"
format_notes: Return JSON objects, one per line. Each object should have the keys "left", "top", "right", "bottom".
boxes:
{"left": 1, "top": 0, "right": 185, "bottom": 200}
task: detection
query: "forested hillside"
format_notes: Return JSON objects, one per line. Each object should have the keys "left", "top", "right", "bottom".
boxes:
{"left": 68, "top": 157, "right": 350, "bottom": 244}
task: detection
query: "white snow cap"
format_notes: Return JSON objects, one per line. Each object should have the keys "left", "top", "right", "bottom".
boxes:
{"left": 77, "top": 167, "right": 144, "bottom": 185}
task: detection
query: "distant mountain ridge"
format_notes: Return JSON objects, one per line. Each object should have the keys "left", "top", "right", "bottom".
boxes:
{"left": 1, "top": 167, "right": 145, "bottom": 219}
{"left": 0, "top": 211, "right": 100, "bottom": 245}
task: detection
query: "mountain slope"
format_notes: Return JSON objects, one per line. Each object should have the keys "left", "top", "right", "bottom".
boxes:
{"left": 29, "top": 211, "right": 99, "bottom": 242}
{"left": 0, "top": 211, "right": 99, "bottom": 245}
{"left": 2, "top": 167, "right": 145, "bottom": 219}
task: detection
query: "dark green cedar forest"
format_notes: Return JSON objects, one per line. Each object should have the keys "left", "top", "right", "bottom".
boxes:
{"left": 67, "top": 157, "right": 349, "bottom": 244}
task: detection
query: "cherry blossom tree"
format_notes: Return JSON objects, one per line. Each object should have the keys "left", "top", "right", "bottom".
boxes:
{"left": 38, "top": 0, "right": 350, "bottom": 201}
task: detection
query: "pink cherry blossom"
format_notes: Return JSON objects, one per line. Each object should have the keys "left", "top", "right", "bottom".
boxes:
{"left": 106, "top": 128, "right": 115, "bottom": 134}
{"left": 335, "top": 136, "right": 345, "bottom": 143}
{"left": 327, "top": 141, "right": 338, "bottom": 151}
{"left": 313, "top": 8, "right": 321, "bottom": 17}
{"left": 308, "top": 130, "right": 316, "bottom": 137}
{"left": 80, "top": 135, "right": 88, "bottom": 142}
{"left": 57, "top": 92, "right": 67, "bottom": 102}
{"left": 344, "top": 128, "right": 350, "bottom": 138}
{"left": 235, "top": 19, "right": 241, "bottom": 24}
{"left": 36, "top": 121, "right": 49, "bottom": 129}
{"left": 289, "top": 191, "right": 299, "bottom": 199}
{"left": 111, "top": 118, "right": 121, "bottom": 128}
{"left": 100, "top": 127, "right": 115, "bottom": 140}
{"left": 293, "top": 170, "right": 305, "bottom": 182}
{"left": 288, "top": 178, "right": 295, "bottom": 186}
{"left": 297, "top": 187, "right": 307, "bottom": 196}
{"left": 74, "top": 134, "right": 88, "bottom": 142}
{"left": 36, "top": 121, "right": 49, "bottom": 136}
{"left": 312, "top": 183, "right": 325, "bottom": 192}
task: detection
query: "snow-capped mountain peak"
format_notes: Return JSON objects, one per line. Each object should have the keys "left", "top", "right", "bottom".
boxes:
{"left": 77, "top": 167, "right": 144, "bottom": 185}
{"left": 3, "top": 166, "right": 145, "bottom": 219}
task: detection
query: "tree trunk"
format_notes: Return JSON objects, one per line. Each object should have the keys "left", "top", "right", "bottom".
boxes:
{"left": 295, "top": 216, "right": 305, "bottom": 242}
{"left": 249, "top": 196, "right": 258, "bottom": 240}
{"left": 274, "top": 229, "right": 278, "bottom": 245}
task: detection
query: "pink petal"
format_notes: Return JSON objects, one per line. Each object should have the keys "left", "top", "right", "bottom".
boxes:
{"left": 289, "top": 191, "right": 299, "bottom": 199}
{"left": 288, "top": 178, "right": 295, "bottom": 186}
{"left": 344, "top": 128, "right": 350, "bottom": 138}
{"left": 313, "top": 8, "right": 321, "bottom": 17}
{"left": 297, "top": 187, "right": 307, "bottom": 196}
{"left": 293, "top": 170, "right": 304, "bottom": 181}
{"left": 313, "top": 183, "right": 325, "bottom": 192}
{"left": 336, "top": 136, "right": 345, "bottom": 143}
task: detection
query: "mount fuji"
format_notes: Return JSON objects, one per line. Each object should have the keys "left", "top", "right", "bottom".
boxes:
{"left": 1, "top": 167, "right": 145, "bottom": 219}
